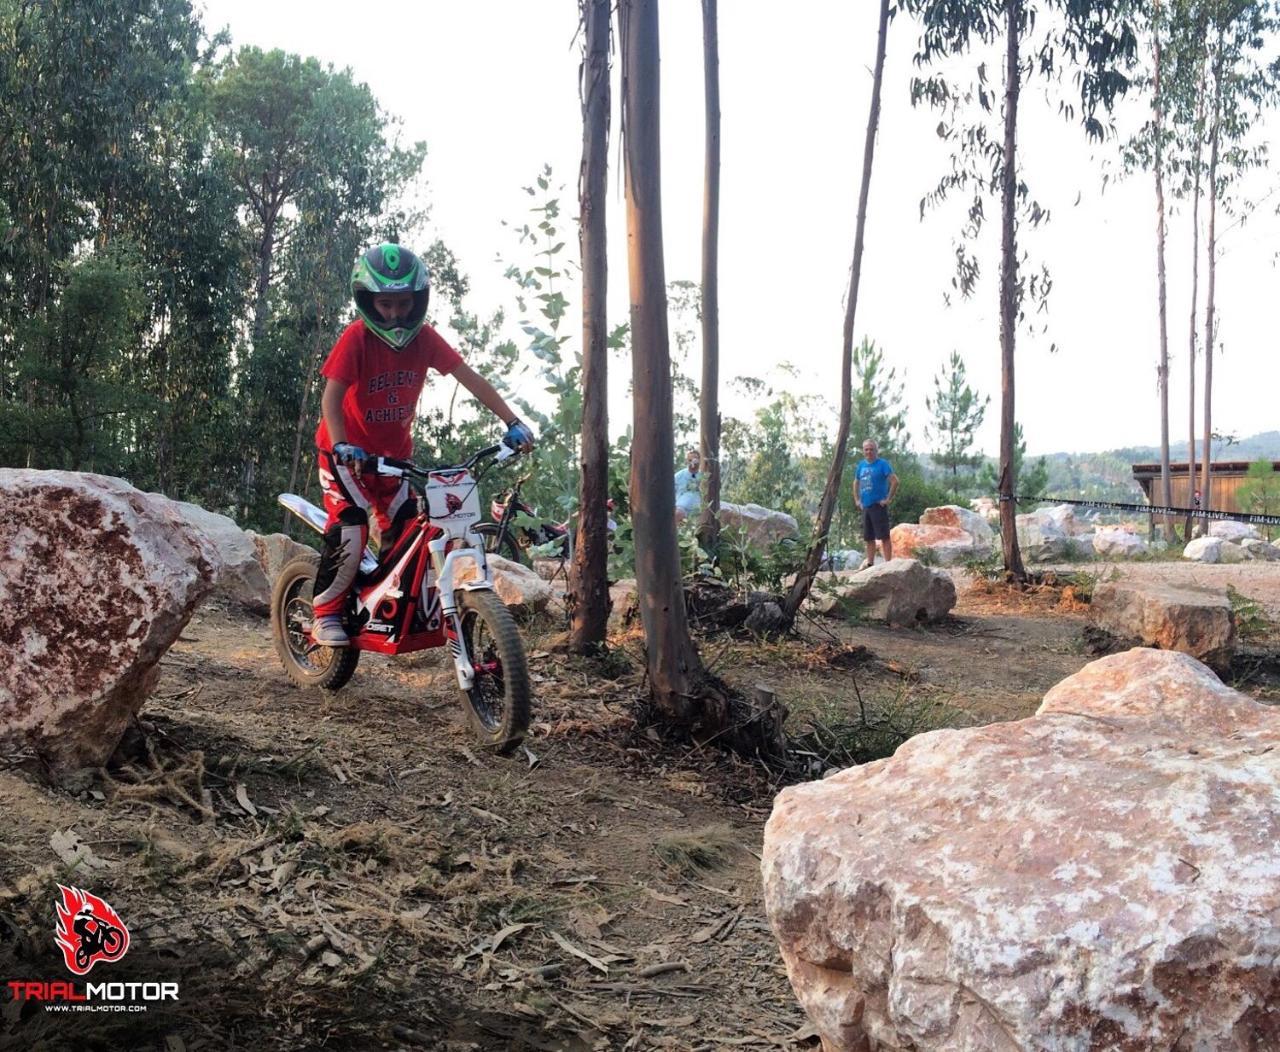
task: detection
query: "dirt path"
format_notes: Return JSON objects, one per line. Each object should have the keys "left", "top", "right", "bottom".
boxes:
{"left": 2, "top": 561, "right": 1276, "bottom": 1050}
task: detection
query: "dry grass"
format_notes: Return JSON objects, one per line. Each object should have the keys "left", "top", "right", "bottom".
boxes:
{"left": 654, "top": 825, "right": 740, "bottom": 877}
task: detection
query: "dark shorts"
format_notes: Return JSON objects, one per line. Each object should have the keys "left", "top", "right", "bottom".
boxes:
{"left": 863, "top": 503, "right": 891, "bottom": 542}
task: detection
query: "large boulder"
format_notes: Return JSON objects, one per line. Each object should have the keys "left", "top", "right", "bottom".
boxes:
{"left": 763, "top": 649, "right": 1280, "bottom": 1052}
{"left": 454, "top": 553, "right": 551, "bottom": 615}
{"left": 889, "top": 524, "right": 988, "bottom": 566}
{"left": 0, "top": 470, "right": 218, "bottom": 776}
{"left": 919, "top": 504, "right": 995, "bottom": 547}
{"left": 1091, "top": 526, "right": 1149, "bottom": 558}
{"left": 811, "top": 559, "right": 955, "bottom": 624}
{"left": 1089, "top": 580, "right": 1235, "bottom": 671}
{"left": 967, "top": 496, "right": 1000, "bottom": 526}
{"left": 1241, "top": 537, "right": 1280, "bottom": 562}
{"left": 719, "top": 501, "right": 799, "bottom": 548}
{"left": 1209, "top": 519, "right": 1261, "bottom": 543}
{"left": 1014, "top": 510, "right": 1072, "bottom": 562}
{"left": 245, "top": 529, "right": 315, "bottom": 583}
{"left": 1219, "top": 541, "right": 1249, "bottom": 564}
{"left": 162, "top": 499, "right": 269, "bottom": 612}
{"left": 1183, "top": 536, "right": 1223, "bottom": 563}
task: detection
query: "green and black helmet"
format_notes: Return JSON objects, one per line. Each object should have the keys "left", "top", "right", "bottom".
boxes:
{"left": 351, "top": 242, "right": 430, "bottom": 349}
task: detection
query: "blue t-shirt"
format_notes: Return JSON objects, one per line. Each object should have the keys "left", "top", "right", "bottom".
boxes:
{"left": 674, "top": 467, "right": 701, "bottom": 513}
{"left": 856, "top": 457, "right": 894, "bottom": 506}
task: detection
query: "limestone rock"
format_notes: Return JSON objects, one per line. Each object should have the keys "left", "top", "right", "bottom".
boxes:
{"left": 1241, "top": 538, "right": 1280, "bottom": 561}
{"left": 889, "top": 523, "right": 987, "bottom": 566}
{"left": 1068, "top": 532, "right": 1097, "bottom": 559}
{"left": 1209, "top": 519, "right": 1261, "bottom": 543}
{"left": 1092, "top": 527, "right": 1149, "bottom": 558}
{"left": 763, "top": 649, "right": 1280, "bottom": 1052}
{"left": 454, "top": 553, "right": 551, "bottom": 614}
{"left": 811, "top": 558, "right": 955, "bottom": 624}
{"left": 1014, "top": 511, "right": 1072, "bottom": 562}
{"left": 919, "top": 504, "right": 995, "bottom": 547}
{"left": 719, "top": 501, "right": 800, "bottom": 548}
{"left": 245, "top": 529, "right": 315, "bottom": 583}
{"left": 1089, "top": 580, "right": 1235, "bottom": 671}
{"left": 820, "top": 548, "right": 865, "bottom": 572}
{"left": 1219, "top": 541, "right": 1249, "bottom": 564}
{"left": 968, "top": 496, "right": 1000, "bottom": 525}
{"left": 0, "top": 470, "right": 218, "bottom": 776}
{"left": 1183, "top": 536, "right": 1223, "bottom": 563}
{"left": 154, "top": 500, "right": 269, "bottom": 613}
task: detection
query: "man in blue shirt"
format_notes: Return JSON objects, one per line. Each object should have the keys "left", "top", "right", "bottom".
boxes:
{"left": 854, "top": 439, "right": 898, "bottom": 570}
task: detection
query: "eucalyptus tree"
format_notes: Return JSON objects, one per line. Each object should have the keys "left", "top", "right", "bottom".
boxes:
{"left": 1196, "top": 0, "right": 1279, "bottom": 515}
{"left": 783, "top": 0, "right": 891, "bottom": 625}
{"left": 570, "top": 0, "right": 612, "bottom": 653}
{"left": 619, "top": 0, "right": 717, "bottom": 730}
{"left": 696, "top": 0, "right": 723, "bottom": 554}
{"left": 898, "top": 0, "right": 1137, "bottom": 580}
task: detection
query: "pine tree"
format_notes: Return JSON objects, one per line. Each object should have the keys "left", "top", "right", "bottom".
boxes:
{"left": 925, "top": 351, "right": 989, "bottom": 499}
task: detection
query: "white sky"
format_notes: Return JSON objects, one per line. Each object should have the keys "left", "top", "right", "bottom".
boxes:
{"left": 197, "top": 0, "right": 1278, "bottom": 458}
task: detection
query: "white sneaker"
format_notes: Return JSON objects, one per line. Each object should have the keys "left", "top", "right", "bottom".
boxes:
{"left": 857, "top": 558, "right": 874, "bottom": 572}
{"left": 312, "top": 615, "right": 350, "bottom": 647}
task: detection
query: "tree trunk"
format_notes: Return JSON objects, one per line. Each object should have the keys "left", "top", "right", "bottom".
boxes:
{"left": 782, "top": 0, "right": 891, "bottom": 623}
{"left": 620, "top": 0, "right": 707, "bottom": 724}
{"left": 252, "top": 213, "right": 276, "bottom": 355}
{"left": 1153, "top": 1, "right": 1174, "bottom": 541}
{"left": 696, "top": 0, "right": 722, "bottom": 554}
{"left": 569, "top": 0, "right": 612, "bottom": 654}
{"left": 283, "top": 304, "right": 327, "bottom": 532}
{"left": 1185, "top": 56, "right": 1206, "bottom": 538}
{"left": 1200, "top": 29, "right": 1224, "bottom": 518}
{"left": 998, "top": 0, "right": 1027, "bottom": 581}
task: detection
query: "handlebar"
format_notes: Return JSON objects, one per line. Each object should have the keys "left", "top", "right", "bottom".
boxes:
{"left": 367, "top": 439, "right": 519, "bottom": 480}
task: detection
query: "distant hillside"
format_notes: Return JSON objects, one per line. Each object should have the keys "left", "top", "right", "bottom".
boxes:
{"left": 948, "top": 432, "right": 1280, "bottom": 504}
{"left": 1100, "top": 431, "right": 1280, "bottom": 466}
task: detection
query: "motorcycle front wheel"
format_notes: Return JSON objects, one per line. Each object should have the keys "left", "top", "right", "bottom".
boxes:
{"left": 271, "top": 554, "right": 359, "bottom": 691}
{"left": 455, "top": 589, "right": 530, "bottom": 754}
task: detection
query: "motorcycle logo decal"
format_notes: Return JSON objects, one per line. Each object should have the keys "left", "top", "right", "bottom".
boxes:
{"left": 430, "top": 471, "right": 470, "bottom": 486}
{"left": 54, "top": 885, "right": 131, "bottom": 975}
{"left": 445, "top": 492, "right": 464, "bottom": 515}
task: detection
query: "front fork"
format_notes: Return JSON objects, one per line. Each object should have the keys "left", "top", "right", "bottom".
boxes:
{"left": 431, "top": 537, "right": 491, "bottom": 692}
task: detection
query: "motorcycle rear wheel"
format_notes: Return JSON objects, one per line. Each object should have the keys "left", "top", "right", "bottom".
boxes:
{"left": 271, "top": 554, "right": 360, "bottom": 691}
{"left": 474, "top": 524, "right": 527, "bottom": 566}
{"left": 455, "top": 589, "right": 530, "bottom": 754}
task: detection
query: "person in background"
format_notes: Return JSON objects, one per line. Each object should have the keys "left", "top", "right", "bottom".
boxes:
{"left": 854, "top": 438, "right": 898, "bottom": 570}
{"left": 674, "top": 447, "right": 702, "bottom": 524}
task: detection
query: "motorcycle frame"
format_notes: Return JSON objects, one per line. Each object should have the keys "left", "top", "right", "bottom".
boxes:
{"left": 280, "top": 458, "right": 501, "bottom": 693}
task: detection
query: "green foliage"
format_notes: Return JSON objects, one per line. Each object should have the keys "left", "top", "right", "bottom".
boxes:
{"left": 849, "top": 339, "right": 909, "bottom": 457}
{"left": 979, "top": 423, "right": 1049, "bottom": 512}
{"left": 709, "top": 527, "right": 809, "bottom": 594}
{"left": 1228, "top": 585, "right": 1271, "bottom": 641}
{"left": 925, "top": 351, "right": 989, "bottom": 499}
{"left": 1238, "top": 459, "right": 1280, "bottom": 540}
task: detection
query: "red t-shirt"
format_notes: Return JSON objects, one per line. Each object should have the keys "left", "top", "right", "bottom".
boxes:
{"left": 314, "top": 320, "right": 463, "bottom": 459}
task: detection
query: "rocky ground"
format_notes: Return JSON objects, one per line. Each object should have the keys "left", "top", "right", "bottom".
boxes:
{"left": 1, "top": 560, "right": 1276, "bottom": 1051}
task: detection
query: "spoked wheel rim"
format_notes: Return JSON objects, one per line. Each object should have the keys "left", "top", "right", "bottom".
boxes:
{"left": 462, "top": 609, "right": 506, "bottom": 730}
{"left": 282, "top": 576, "right": 336, "bottom": 675}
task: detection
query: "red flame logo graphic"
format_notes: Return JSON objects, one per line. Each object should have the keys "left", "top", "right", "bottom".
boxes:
{"left": 445, "top": 492, "right": 464, "bottom": 515}
{"left": 54, "top": 885, "right": 131, "bottom": 975}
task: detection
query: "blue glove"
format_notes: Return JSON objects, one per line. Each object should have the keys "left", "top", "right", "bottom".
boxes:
{"left": 332, "top": 442, "right": 368, "bottom": 467}
{"left": 503, "top": 419, "right": 536, "bottom": 452}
